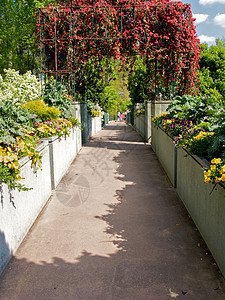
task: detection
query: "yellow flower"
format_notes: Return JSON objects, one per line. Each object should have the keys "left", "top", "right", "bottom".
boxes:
{"left": 204, "top": 177, "right": 211, "bottom": 183}
{"left": 211, "top": 158, "right": 221, "bottom": 164}
{"left": 3, "top": 154, "right": 13, "bottom": 163}
{"left": 221, "top": 174, "right": 225, "bottom": 181}
{"left": 210, "top": 165, "right": 216, "bottom": 170}
{"left": 215, "top": 177, "right": 221, "bottom": 183}
{"left": 8, "top": 162, "right": 19, "bottom": 169}
{"left": 37, "top": 126, "right": 45, "bottom": 133}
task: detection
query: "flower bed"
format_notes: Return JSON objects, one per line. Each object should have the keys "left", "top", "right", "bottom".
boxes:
{"left": 152, "top": 94, "right": 225, "bottom": 277}
{"left": 152, "top": 95, "right": 225, "bottom": 187}
{"left": 177, "top": 147, "right": 225, "bottom": 277}
{"left": 152, "top": 125, "right": 225, "bottom": 277}
{"left": 0, "top": 123, "right": 83, "bottom": 275}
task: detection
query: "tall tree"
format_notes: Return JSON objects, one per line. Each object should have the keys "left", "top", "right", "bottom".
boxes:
{"left": 198, "top": 39, "right": 225, "bottom": 105}
{"left": 0, "top": 0, "right": 57, "bottom": 74}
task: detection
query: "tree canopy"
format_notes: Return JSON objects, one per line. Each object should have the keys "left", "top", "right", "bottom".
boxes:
{"left": 0, "top": 0, "right": 57, "bottom": 74}
{"left": 198, "top": 39, "right": 225, "bottom": 105}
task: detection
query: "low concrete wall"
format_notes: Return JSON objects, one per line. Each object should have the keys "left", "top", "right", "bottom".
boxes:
{"left": 102, "top": 112, "right": 109, "bottom": 127}
{"left": 43, "top": 127, "right": 81, "bottom": 189}
{"left": 84, "top": 114, "right": 102, "bottom": 142}
{"left": 0, "top": 116, "right": 94, "bottom": 276}
{"left": 152, "top": 127, "right": 225, "bottom": 277}
{"left": 70, "top": 102, "right": 82, "bottom": 122}
{"left": 88, "top": 115, "right": 102, "bottom": 138}
{"left": 76, "top": 126, "right": 82, "bottom": 153}
{"left": 94, "top": 116, "right": 102, "bottom": 135}
{"left": 151, "top": 100, "right": 171, "bottom": 117}
{"left": 132, "top": 100, "right": 172, "bottom": 143}
{"left": 177, "top": 148, "right": 225, "bottom": 277}
{"left": 136, "top": 114, "right": 145, "bottom": 139}
{"left": 80, "top": 102, "right": 88, "bottom": 144}
{"left": 152, "top": 126, "right": 176, "bottom": 187}
{"left": 0, "top": 141, "right": 52, "bottom": 275}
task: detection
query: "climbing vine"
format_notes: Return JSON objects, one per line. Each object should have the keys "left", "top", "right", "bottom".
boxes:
{"left": 37, "top": 0, "right": 200, "bottom": 98}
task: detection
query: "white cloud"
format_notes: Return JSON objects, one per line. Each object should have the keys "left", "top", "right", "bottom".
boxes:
{"left": 199, "top": 0, "right": 225, "bottom": 4}
{"left": 193, "top": 14, "right": 208, "bottom": 25}
{"left": 214, "top": 14, "right": 225, "bottom": 27}
{"left": 198, "top": 35, "right": 216, "bottom": 43}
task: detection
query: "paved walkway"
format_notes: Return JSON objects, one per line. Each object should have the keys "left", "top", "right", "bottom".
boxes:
{"left": 0, "top": 122, "right": 224, "bottom": 300}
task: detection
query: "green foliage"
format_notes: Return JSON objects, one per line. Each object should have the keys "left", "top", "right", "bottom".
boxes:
{"left": 23, "top": 99, "right": 61, "bottom": 121}
{"left": 0, "top": 69, "right": 41, "bottom": 104}
{"left": 166, "top": 94, "right": 220, "bottom": 124}
{"left": 86, "top": 100, "right": 101, "bottom": 117}
{"left": 0, "top": 0, "right": 57, "bottom": 73}
{"left": 43, "top": 79, "right": 74, "bottom": 119}
{"left": 0, "top": 100, "right": 35, "bottom": 144}
{"left": 75, "top": 57, "right": 115, "bottom": 104}
{"left": 198, "top": 39, "right": 225, "bottom": 105}
{"left": 74, "top": 57, "right": 131, "bottom": 113}
{"left": 128, "top": 56, "right": 148, "bottom": 104}
{"left": 155, "top": 94, "right": 225, "bottom": 161}
{"left": 100, "top": 86, "right": 119, "bottom": 114}
{"left": 0, "top": 164, "right": 30, "bottom": 191}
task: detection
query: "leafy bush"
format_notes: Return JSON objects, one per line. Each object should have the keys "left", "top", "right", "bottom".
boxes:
{"left": 128, "top": 56, "right": 149, "bottom": 104}
{"left": 153, "top": 95, "right": 225, "bottom": 162}
{"left": 198, "top": 39, "right": 225, "bottom": 106}
{"left": 43, "top": 80, "right": 73, "bottom": 117}
{"left": 87, "top": 100, "right": 101, "bottom": 117}
{"left": 0, "top": 69, "right": 41, "bottom": 104}
{"left": 135, "top": 103, "right": 145, "bottom": 116}
{"left": 0, "top": 100, "right": 35, "bottom": 145}
{"left": 166, "top": 95, "right": 219, "bottom": 124}
{"left": 0, "top": 130, "right": 42, "bottom": 191}
{"left": 23, "top": 99, "right": 61, "bottom": 122}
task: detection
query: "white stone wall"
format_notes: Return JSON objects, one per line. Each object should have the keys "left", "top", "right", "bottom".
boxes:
{"left": 0, "top": 141, "right": 52, "bottom": 275}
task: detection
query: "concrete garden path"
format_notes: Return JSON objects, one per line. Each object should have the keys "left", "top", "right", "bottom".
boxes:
{"left": 0, "top": 121, "right": 225, "bottom": 300}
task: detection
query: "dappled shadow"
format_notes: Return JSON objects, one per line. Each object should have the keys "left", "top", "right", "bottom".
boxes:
{"left": 0, "top": 122, "right": 225, "bottom": 300}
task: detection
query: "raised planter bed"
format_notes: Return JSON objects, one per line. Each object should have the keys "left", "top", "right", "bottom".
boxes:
{"left": 152, "top": 125, "right": 225, "bottom": 277}
{"left": 152, "top": 126, "right": 176, "bottom": 187}
{"left": 92, "top": 115, "right": 102, "bottom": 136}
{"left": 135, "top": 114, "right": 145, "bottom": 139}
{"left": 177, "top": 147, "right": 225, "bottom": 278}
{"left": 0, "top": 125, "right": 82, "bottom": 275}
{"left": 0, "top": 141, "right": 52, "bottom": 275}
{"left": 42, "top": 126, "right": 82, "bottom": 189}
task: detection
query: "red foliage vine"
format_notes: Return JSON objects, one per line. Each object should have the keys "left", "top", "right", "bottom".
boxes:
{"left": 37, "top": 0, "right": 200, "bottom": 97}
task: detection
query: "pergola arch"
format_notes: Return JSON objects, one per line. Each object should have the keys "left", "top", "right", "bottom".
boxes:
{"left": 38, "top": 0, "right": 200, "bottom": 100}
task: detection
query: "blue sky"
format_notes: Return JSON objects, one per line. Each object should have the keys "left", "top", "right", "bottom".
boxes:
{"left": 184, "top": 0, "right": 225, "bottom": 44}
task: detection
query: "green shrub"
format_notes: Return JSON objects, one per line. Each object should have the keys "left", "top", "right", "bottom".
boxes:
{"left": 23, "top": 99, "right": 61, "bottom": 121}
{"left": 0, "top": 69, "right": 41, "bottom": 104}
{"left": 0, "top": 100, "right": 35, "bottom": 144}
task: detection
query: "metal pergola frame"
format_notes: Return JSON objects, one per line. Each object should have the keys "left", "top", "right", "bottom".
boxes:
{"left": 38, "top": 3, "right": 194, "bottom": 100}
